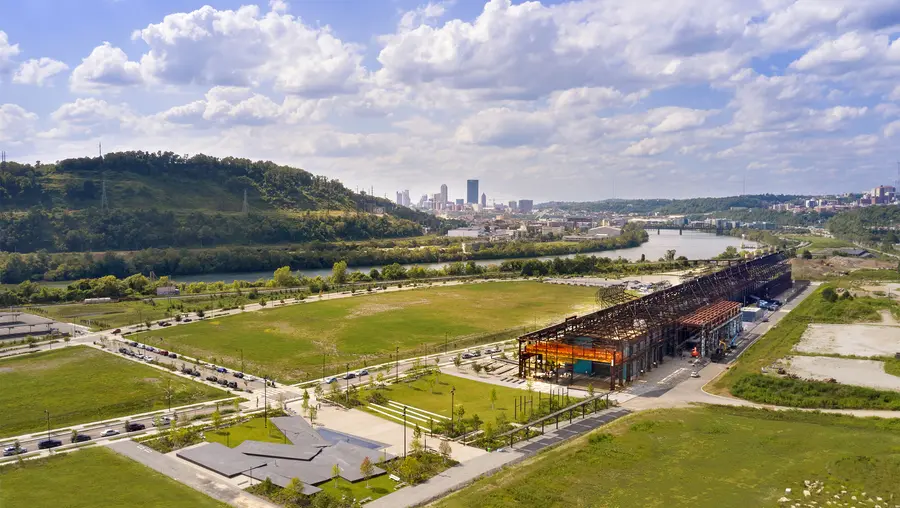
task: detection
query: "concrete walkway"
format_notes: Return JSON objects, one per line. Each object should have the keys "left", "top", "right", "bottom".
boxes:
{"left": 108, "top": 440, "right": 277, "bottom": 508}
{"left": 366, "top": 407, "right": 630, "bottom": 508}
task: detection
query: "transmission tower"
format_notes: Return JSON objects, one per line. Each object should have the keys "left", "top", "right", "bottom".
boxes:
{"left": 0, "top": 151, "right": 6, "bottom": 171}
{"left": 100, "top": 179, "right": 109, "bottom": 213}
{"left": 241, "top": 189, "right": 249, "bottom": 214}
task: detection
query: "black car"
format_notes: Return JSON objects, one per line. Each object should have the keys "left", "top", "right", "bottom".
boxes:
{"left": 233, "top": 372, "right": 244, "bottom": 378}
{"left": 183, "top": 318, "right": 192, "bottom": 323}
{"left": 38, "top": 439, "right": 62, "bottom": 449}
{"left": 168, "top": 353, "right": 178, "bottom": 359}
{"left": 227, "top": 381, "right": 238, "bottom": 389}
{"left": 206, "top": 376, "right": 218, "bottom": 382}
{"left": 71, "top": 434, "right": 92, "bottom": 443}
{"left": 125, "top": 423, "right": 146, "bottom": 432}
{"left": 129, "top": 341, "right": 138, "bottom": 347}
{"left": 190, "top": 371, "right": 201, "bottom": 377}
{"left": 217, "top": 379, "right": 229, "bottom": 386}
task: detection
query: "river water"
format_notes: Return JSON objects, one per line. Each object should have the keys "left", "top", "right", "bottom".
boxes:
{"left": 172, "top": 230, "right": 757, "bottom": 284}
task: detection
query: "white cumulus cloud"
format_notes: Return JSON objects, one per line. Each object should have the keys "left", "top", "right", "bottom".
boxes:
{"left": 70, "top": 42, "right": 142, "bottom": 92}
{"left": 13, "top": 58, "right": 69, "bottom": 86}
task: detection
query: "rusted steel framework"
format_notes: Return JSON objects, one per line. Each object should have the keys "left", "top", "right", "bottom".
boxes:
{"left": 518, "top": 251, "right": 791, "bottom": 389}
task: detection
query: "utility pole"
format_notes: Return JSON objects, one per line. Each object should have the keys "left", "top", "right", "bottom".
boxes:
{"left": 346, "top": 363, "right": 350, "bottom": 405}
{"left": 403, "top": 406, "right": 407, "bottom": 458}
{"left": 395, "top": 346, "right": 399, "bottom": 382}
{"left": 263, "top": 376, "right": 268, "bottom": 428}
{"left": 450, "top": 387, "right": 455, "bottom": 435}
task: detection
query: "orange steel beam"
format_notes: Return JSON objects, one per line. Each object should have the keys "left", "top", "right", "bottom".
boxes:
{"left": 524, "top": 343, "right": 623, "bottom": 364}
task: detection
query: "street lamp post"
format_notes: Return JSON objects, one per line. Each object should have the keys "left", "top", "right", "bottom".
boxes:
{"left": 403, "top": 406, "right": 407, "bottom": 458}
{"left": 263, "top": 376, "right": 268, "bottom": 428}
{"left": 346, "top": 363, "right": 350, "bottom": 405}
{"left": 395, "top": 347, "right": 399, "bottom": 382}
{"left": 450, "top": 387, "right": 455, "bottom": 435}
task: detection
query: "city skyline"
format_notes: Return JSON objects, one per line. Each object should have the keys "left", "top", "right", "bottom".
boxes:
{"left": 2, "top": 1, "right": 900, "bottom": 201}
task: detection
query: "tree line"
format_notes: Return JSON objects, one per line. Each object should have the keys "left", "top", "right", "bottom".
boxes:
{"left": 542, "top": 194, "right": 810, "bottom": 214}
{"left": 0, "top": 225, "right": 648, "bottom": 283}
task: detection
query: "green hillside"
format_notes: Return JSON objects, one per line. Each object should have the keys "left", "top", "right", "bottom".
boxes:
{"left": 0, "top": 151, "right": 453, "bottom": 254}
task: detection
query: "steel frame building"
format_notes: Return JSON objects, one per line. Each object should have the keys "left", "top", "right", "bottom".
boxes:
{"left": 517, "top": 252, "right": 792, "bottom": 390}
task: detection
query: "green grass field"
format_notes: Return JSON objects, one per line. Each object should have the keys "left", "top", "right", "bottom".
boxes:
{"left": 711, "top": 285, "right": 900, "bottom": 408}
{"left": 435, "top": 406, "right": 900, "bottom": 508}
{"left": 0, "top": 446, "right": 227, "bottom": 508}
{"left": 32, "top": 294, "right": 252, "bottom": 330}
{"left": 359, "top": 372, "right": 535, "bottom": 426}
{"left": 318, "top": 475, "right": 396, "bottom": 502}
{"left": 133, "top": 281, "right": 598, "bottom": 382}
{"left": 206, "top": 416, "right": 289, "bottom": 448}
{"left": 784, "top": 234, "right": 854, "bottom": 251}
{"left": 0, "top": 346, "right": 228, "bottom": 438}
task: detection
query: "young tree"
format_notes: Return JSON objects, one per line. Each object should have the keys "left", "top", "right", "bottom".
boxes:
{"left": 71, "top": 428, "right": 79, "bottom": 443}
{"left": 453, "top": 353, "right": 462, "bottom": 369}
{"left": 438, "top": 440, "right": 452, "bottom": 462}
{"left": 278, "top": 477, "right": 306, "bottom": 505}
{"left": 587, "top": 382, "right": 595, "bottom": 398}
{"left": 277, "top": 392, "right": 286, "bottom": 410}
{"left": 411, "top": 425, "right": 424, "bottom": 455}
{"left": 360, "top": 457, "right": 374, "bottom": 488}
{"left": 314, "top": 383, "right": 325, "bottom": 400}
{"left": 332, "top": 261, "right": 348, "bottom": 285}
{"left": 309, "top": 406, "right": 318, "bottom": 425}
{"left": 233, "top": 398, "right": 240, "bottom": 412}
{"left": 490, "top": 387, "right": 498, "bottom": 410}
{"left": 211, "top": 409, "right": 223, "bottom": 431}
{"left": 471, "top": 414, "right": 482, "bottom": 433}
{"left": 302, "top": 395, "right": 310, "bottom": 416}
{"left": 331, "top": 463, "right": 341, "bottom": 487}
{"left": 471, "top": 362, "right": 483, "bottom": 375}
{"left": 329, "top": 381, "right": 340, "bottom": 400}
{"left": 429, "top": 376, "right": 436, "bottom": 394}
{"left": 454, "top": 405, "right": 466, "bottom": 435}
{"left": 375, "top": 371, "right": 385, "bottom": 388}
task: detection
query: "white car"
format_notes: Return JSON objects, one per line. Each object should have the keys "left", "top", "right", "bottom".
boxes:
{"left": 690, "top": 371, "right": 700, "bottom": 378}
{"left": 244, "top": 375, "right": 257, "bottom": 382}
{"left": 100, "top": 429, "right": 119, "bottom": 437}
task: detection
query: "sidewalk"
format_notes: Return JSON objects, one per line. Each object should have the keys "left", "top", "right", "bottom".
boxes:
{"left": 108, "top": 440, "right": 277, "bottom": 508}
{"left": 366, "top": 406, "right": 630, "bottom": 508}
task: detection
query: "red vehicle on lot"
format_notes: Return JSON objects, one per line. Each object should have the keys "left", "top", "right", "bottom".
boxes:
{"left": 159, "top": 350, "right": 169, "bottom": 356}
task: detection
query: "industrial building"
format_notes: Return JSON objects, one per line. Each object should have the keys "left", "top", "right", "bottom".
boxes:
{"left": 517, "top": 252, "right": 792, "bottom": 389}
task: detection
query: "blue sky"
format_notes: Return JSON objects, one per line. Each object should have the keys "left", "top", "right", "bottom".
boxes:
{"left": 1, "top": 0, "right": 900, "bottom": 203}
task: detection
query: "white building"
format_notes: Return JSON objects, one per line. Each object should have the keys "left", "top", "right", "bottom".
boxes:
{"left": 447, "top": 227, "right": 484, "bottom": 238}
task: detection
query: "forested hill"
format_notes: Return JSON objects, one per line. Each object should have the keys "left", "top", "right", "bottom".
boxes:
{"left": 827, "top": 205, "right": 900, "bottom": 243}
{"left": 0, "top": 151, "right": 454, "bottom": 253}
{"left": 542, "top": 194, "right": 809, "bottom": 215}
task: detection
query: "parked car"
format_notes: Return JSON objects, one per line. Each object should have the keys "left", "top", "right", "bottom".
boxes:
{"left": 233, "top": 372, "right": 244, "bottom": 378}
{"left": 461, "top": 352, "right": 474, "bottom": 359}
{"left": 99, "top": 429, "right": 119, "bottom": 437}
{"left": 356, "top": 369, "right": 369, "bottom": 377}
{"left": 129, "top": 341, "right": 138, "bottom": 347}
{"left": 218, "top": 379, "right": 229, "bottom": 386}
{"left": 3, "top": 445, "right": 26, "bottom": 456}
{"left": 325, "top": 377, "right": 337, "bottom": 384}
{"left": 112, "top": 329, "right": 121, "bottom": 334}
{"left": 216, "top": 367, "right": 228, "bottom": 373}
{"left": 227, "top": 381, "right": 238, "bottom": 389}
{"left": 71, "top": 434, "right": 92, "bottom": 443}
{"left": 190, "top": 371, "right": 201, "bottom": 377}
{"left": 168, "top": 353, "right": 178, "bottom": 359}
{"left": 159, "top": 350, "right": 169, "bottom": 356}
{"left": 244, "top": 375, "right": 257, "bottom": 382}
{"left": 183, "top": 318, "right": 192, "bottom": 323}
{"left": 343, "top": 372, "right": 356, "bottom": 380}
{"left": 690, "top": 371, "right": 700, "bottom": 378}
{"left": 146, "top": 346, "right": 156, "bottom": 352}
{"left": 206, "top": 376, "right": 218, "bottom": 382}
{"left": 125, "top": 423, "right": 145, "bottom": 432}
{"left": 119, "top": 347, "right": 128, "bottom": 354}
{"left": 152, "top": 416, "right": 172, "bottom": 426}
{"left": 38, "top": 439, "right": 62, "bottom": 449}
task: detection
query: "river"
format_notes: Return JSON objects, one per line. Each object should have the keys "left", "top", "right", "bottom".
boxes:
{"left": 171, "top": 230, "right": 757, "bottom": 284}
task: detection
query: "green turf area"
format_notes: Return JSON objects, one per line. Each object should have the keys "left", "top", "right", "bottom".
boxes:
{"left": 711, "top": 285, "right": 900, "bottom": 408}
{"left": 206, "top": 416, "right": 289, "bottom": 448}
{"left": 134, "top": 281, "right": 598, "bottom": 382}
{"left": 318, "top": 474, "right": 396, "bottom": 502}
{"left": 0, "top": 346, "right": 228, "bottom": 438}
{"left": 784, "top": 234, "right": 854, "bottom": 250}
{"left": 434, "top": 406, "right": 900, "bottom": 508}
{"left": 0, "top": 446, "right": 227, "bottom": 508}
{"left": 32, "top": 295, "right": 251, "bottom": 330}
{"left": 359, "top": 372, "right": 536, "bottom": 426}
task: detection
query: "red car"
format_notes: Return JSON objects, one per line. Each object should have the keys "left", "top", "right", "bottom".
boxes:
{"left": 159, "top": 350, "right": 169, "bottom": 356}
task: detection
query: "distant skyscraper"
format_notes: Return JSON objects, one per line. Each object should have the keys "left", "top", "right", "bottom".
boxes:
{"left": 508, "top": 200, "right": 517, "bottom": 212}
{"left": 440, "top": 184, "right": 448, "bottom": 204}
{"left": 433, "top": 193, "right": 442, "bottom": 210}
{"left": 402, "top": 190, "right": 411, "bottom": 207}
{"left": 518, "top": 199, "right": 534, "bottom": 214}
{"left": 480, "top": 192, "right": 487, "bottom": 208}
{"left": 466, "top": 180, "right": 479, "bottom": 204}
{"left": 455, "top": 198, "right": 464, "bottom": 205}
{"left": 396, "top": 191, "right": 403, "bottom": 205}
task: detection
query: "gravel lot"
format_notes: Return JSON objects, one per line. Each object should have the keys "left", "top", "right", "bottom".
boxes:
{"left": 787, "top": 356, "right": 900, "bottom": 391}
{"left": 794, "top": 323, "right": 900, "bottom": 358}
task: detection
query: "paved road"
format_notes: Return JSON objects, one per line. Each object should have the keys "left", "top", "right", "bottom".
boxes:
{"left": 108, "top": 440, "right": 278, "bottom": 508}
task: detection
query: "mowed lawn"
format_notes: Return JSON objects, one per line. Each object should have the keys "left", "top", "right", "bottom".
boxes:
{"left": 435, "top": 406, "right": 900, "bottom": 508}
{"left": 0, "top": 447, "right": 227, "bottom": 508}
{"left": 135, "top": 281, "right": 598, "bottom": 382}
{"left": 0, "top": 346, "right": 228, "bottom": 438}
{"left": 359, "top": 372, "right": 533, "bottom": 425}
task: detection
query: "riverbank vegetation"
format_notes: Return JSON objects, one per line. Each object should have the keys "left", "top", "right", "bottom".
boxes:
{"left": 0, "top": 224, "right": 647, "bottom": 284}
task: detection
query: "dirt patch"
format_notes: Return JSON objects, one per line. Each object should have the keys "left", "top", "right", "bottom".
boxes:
{"left": 142, "top": 377, "right": 160, "bottom": 383}
{"left": 347, "top": 299, "right": 430, "bottom": 319}
{"left": 263, "top": 321, "right": 297, "bottom": 335}
{"left": 0, "top": 367, "right": 13, "bottom": 373}
{"left": 790, "top": 257, "right": 895, "bottom": 280}
{"left": 794, "top": 323, "right": 900, "bottom": 357}
{"left": 787, "top": 356, "right": 900, "bottom": 391}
